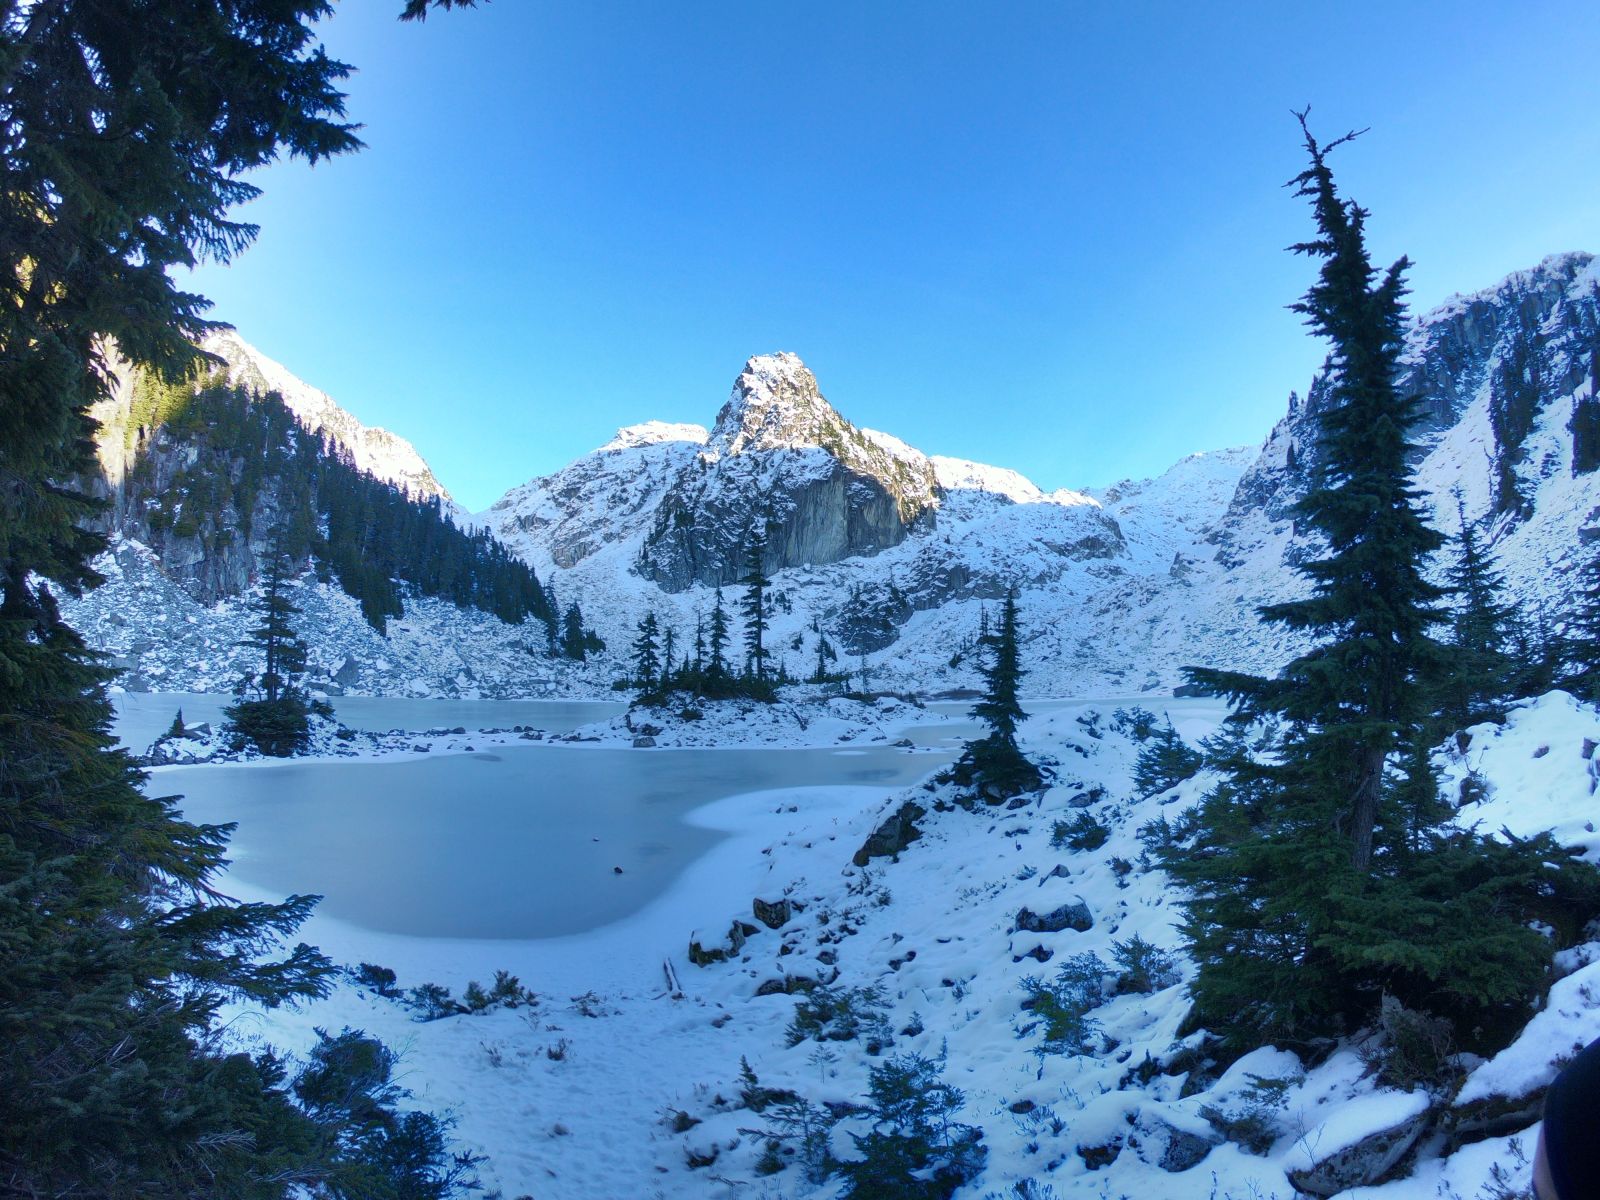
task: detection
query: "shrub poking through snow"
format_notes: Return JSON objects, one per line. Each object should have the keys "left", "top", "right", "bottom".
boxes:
{"left": 1111, "top": 935, "right": 1180, "bottom": 994}
{"left": 786, "top": 985, "right": 894, "bottom": 1054}
{"left": 836, "top": 1050, "right": 986, "bottom": 1200}
{"left": 1198, "top": 1073, "right": 1295, "bottom": 1155}
{"left": 1359, "top": 993, "right": 1459, "bottom": 1093}
{"left": 743, "top": 1095, "right": 837, "bottom": 1184}
{"left": 1052, "top": 812, "right": 1109, "bottom": 852}
{"left": 292, "top": 1027, "right": 485, "bottom": 1196}
{"left": 1111, "top": 706, "right": 1159, "bottom": 741}
{"left": 351, "top": 962, "right": 400, "bottom": 997}
{"left": 1131, "top": 719, "right": 1203, "bottom": 797}
{"left": 1021, "top": 953, "right": 1107, "bottom": 1055}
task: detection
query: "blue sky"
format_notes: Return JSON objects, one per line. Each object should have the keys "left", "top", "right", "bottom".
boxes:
{"left": 186, "top": 1, "right": 1600, "bottom": 512}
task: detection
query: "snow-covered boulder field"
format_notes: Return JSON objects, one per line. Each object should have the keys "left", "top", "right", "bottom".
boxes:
{"left": 220, "top": 690, "right": 1600, "bottom": 1199}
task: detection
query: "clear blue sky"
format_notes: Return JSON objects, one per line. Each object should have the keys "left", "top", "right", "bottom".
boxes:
{"left": 185, "top": 1, "right": 1600, "bottom": 512}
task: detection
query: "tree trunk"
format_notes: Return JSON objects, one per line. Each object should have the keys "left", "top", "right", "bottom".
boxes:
{"left": 1348, "top": 743, "right": 1388, "bottom": 871}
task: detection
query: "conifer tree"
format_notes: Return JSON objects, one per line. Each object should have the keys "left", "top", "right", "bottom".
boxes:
{"left": 1175, "top": 115, "right": 1582, "bottom": 1047}
{"left": 1437, "top": 493, "right": 1518, "bottom": 727}
{"left": 0, "top": 3, "right": 476, "bottom": 1195}
{"left": 631, "top": 612, "right": 662, "bottom": 688}
{"left": 708, "top": 588, "right": 732, "bottom": 680}
{"left": 562, "top": 603, "right": 589, "bottom": 661}
{"left": 1132, "top": 719, "right": 1203, "bottom": 798}
{"left": 740, "top": 527, "right": 772, "bottom": 681}
{"left": 224, "top": 541, "right": 316, "bottom": 756}
{"left": 952, "top": 587, "right": 1041, "bottom": 799}
{"left": 1560, "top": 546, "right": 1600, "bottom": 703}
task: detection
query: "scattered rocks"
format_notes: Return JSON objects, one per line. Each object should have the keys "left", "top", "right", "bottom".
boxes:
{"left": 752, "top": 896, "right": 793, "bottom": 929}
{"left": 1285, "top": 1100, "right": 1432, "bottom": 1196}
{"left": 852, "top": 800, "right": 927, "bottom": 867}
{"left": 1014, "top": 898, "right": 1093, "bottom": 934}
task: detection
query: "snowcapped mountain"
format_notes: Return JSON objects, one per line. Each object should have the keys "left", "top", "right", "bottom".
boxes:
{"left": 64, "top": 251, "right": 1600, "bottom": 699}
{"left": 482, "top": 252, "right": 1600, "bottom": 698}
{"left": 199, "top": 329, "right": 453, "bottom": 505}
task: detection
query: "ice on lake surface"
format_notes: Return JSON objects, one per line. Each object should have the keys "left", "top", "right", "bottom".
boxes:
{"left": 111, "top": 692, "right": 627, "bottom": 752}
{"left": 159, "top": 744, "right": 944, "bottom": 940}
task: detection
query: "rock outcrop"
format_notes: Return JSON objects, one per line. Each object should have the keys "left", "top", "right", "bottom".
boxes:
{"left": 636, "top": 354, "right": 941, "bottom": 590}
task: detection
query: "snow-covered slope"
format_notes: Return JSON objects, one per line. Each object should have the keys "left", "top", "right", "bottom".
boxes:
{"left": 223, "top": 689, "right": 1600, "bottom": 1199}
{"left": 201, "top": 329, "right": 454, "bottom": 505}
{"left": 480, "top": 253, "right": 1600, "bottom": 700}
{"left": 67, "top": 252, "right": 1600, "bottom": 699}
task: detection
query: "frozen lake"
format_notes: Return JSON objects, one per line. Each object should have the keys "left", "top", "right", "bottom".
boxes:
{"left": 112, "top": 691, "right": 627, "bottom": 753}
{"left": 157, "top": 744, "right": 944, "bottom": 940}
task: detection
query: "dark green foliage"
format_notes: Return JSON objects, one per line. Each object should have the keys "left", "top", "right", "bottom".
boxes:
{"left": 1174, "top": 119, "right": 1594, "bottom": 1050}
{"left": 123, "top": 377, "right": 558, "bottom": 633}
{"left": 837, "top": 1052, "right": 986, "bottom": 1200}
{"left": 1051, "top": 812, "right": 1109, "bottom": 852}
{"left": 1021, "top": 954, "right": 1106, "bottom": 1054}
{"left": 1487, "top": 329, "right": 1541, "bottom": 518}
{"left": 952, "top": 588, "right": 1042, "bottom": 799}
{"left": 740, "top": 526, "right": 772, "bottom": 680}
{"left": 225, "top": 544, "right": 316, "bottom": 756}
{"left": 1570, "top": 333, "right": 1600, "bottom": 475}
{"left": 1560, "top": 545, "right": 1600, "bottom": 703}
{"left": 1358, "top": 994, "right": 1457, "bottom": 1093}
{"left": 1436, "top": 494, "right": 1519, "bottom": 727}
{"left": 167, "top": 708, "right": 187, "bottom": 739}
{"left": 0, "top": 2, "right": 477, "bottom": 1194}
{"left": 292, "top": 1028, "right": 484, "bottom": 1198}
{"left": 1110, "top": 706, "right": 1159, "bottom": 740}
{"left": 631, "top": 612, "right": 662, "bottom": 689}
{"left": 1111, "top": 935, "right": 1181, "bottom": 994}
{"left": 1131, "top": 719, "right": 1203, "bottom": 797}
{"left": 786, "top": 985, "right": 892, "bottom": 1054}
{"left": 559, "top": 602, "right": 604, "bottom": 661}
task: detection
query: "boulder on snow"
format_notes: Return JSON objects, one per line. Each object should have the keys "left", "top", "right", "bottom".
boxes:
{"left": 631, "top": 735, "right": 657, "bottom": 748}
{"left": 1014, "top": 898, "right": 1093, "bottom": 934}
{"left": 1132, "top": 1104, "right": 1222, "bottom": 1173}
{"left": 852, "top": 800, "right": 927, "bottom": 867}
{"left": 752, "top": 896, "right": 793, "bottom": 929}
{"left": 1284, "top": 1093, "right": 1433, "bottom": 1196}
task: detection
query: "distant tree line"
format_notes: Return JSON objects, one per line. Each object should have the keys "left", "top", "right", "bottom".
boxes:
{"left": 126, "top": 371, "right": 565, "bottom": 638}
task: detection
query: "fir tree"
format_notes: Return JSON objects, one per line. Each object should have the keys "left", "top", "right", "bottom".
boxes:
{"left": 740, "top": 526, "right": 772, "bottom": 680}
{"left": 707, "top": 588, "right": 732, "bottom": 680}
{"left": 224, "top": 542, "right": 317, "bottom": 757}
{"left": 1132, "top": 719, "right": 1203, "bottom": 798}
{"left": 1437, "top": 493, "right": 1518, "bottom": 727}
{"left": 0, "top": 3, "right": 476, "bottom": 1195}
{"left": 1560, "top": 545, "right": 1600, "bottom": 703}
{"left": 952, "top": 587, "right": 1041, "bottom": 800}
{"left": 661, "top": 622, "right": 678, "bottom": 680}
{"left": 561, "top": 603, "right": 589, "bottom": 661}
{"left": 631, "top": 612, "right": 662, "bottom": 688}
{"left": 1175, "top": 116, "right": 1586, "bottom": 1048}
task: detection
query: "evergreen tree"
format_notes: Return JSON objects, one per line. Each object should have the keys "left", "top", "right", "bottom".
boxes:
{"left": 812, "top": 623, "right": 840, "bottom": 684}
{"left": 0, "top": 3, "right": 476, "bottom": 1195}
{"left": 1176, "top": 116, "right": 1585, "bottom": 1048}
{"left": 631, "top": 612, "right": 662, "bottom": 688}
{"left": 558, "top": 602, "right": 603, "bottom": 661}
{"left": 224, "top": 543, "right": 316, "bottom": 757}
{"left": 1437, "top": 493, "right": 1518, "bottom": 727}
{"left": 740, "top": 527, "right": 772, "bottom": 680}
{"left": 661, "top": 622, "right": 678, "bottom": 680}
{"left": 707, "top": 588, "right": 732, "bottom": 680}
{"left": 1560, "top": 546, "right": 1600, "bottom": 704}
{"left": 951, "top": 587, "right": 1041, "bottom": 800}
{"left": 1132, "top": 719, "right": 1203, "bottom": 798}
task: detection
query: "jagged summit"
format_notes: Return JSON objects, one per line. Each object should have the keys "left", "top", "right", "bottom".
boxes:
{"left": 708, "top": 352, "right": 846, "bottom": 457}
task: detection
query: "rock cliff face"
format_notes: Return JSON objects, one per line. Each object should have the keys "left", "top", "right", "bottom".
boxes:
{"left": 1219, "top": 251, "right": 1599, "bottom": 548}
{"left": 85, "top": 335, "right": 456, "bottom": 605}
{"left": 635, "top": 354, "right": 942, "bottom": 590}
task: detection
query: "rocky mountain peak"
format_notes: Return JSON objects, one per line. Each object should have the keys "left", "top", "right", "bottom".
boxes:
{"left": 707, "top": 352, "right": 848, "bottom": 458}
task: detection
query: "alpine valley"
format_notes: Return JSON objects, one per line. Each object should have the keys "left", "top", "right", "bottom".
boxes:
{"left": 68, "top": 251, "right": 1600, "bottom": 704}
{"left": 54, "top": 250, "right": 1600, "bottom": 1200}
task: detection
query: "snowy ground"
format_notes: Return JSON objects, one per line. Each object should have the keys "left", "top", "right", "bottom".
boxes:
{"left": 206, "top": 691, "right": 1600, "bottom": 1199}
